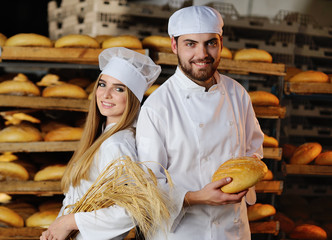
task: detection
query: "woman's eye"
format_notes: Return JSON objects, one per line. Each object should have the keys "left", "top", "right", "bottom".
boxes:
{"left": 98, "top": 82, "right": 106, "bottom": 87}
{"left": 115, "top": 87, "right": 125, "bottom": 92}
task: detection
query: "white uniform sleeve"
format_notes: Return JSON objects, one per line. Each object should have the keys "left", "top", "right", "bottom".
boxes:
{"left": 136, "top": 106, "right": 187, "bottom": 233}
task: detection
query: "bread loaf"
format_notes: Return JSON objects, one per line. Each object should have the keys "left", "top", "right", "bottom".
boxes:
{"left": 0, "top": 33, "right": 7, "bottom": 46}
{"left": 44, "top": 127, "right": 83, "bottom": 141}
{"left": 0, "top": 73, "right": 40, "bottom": 96}
{"left": 5, "top": 33, "right": 52, "bottom": 47}
{"left": 0, "top": 193, "right": 11, "bottom": 204}
{"left": 54, "top": 34, "right": 99, "bottom": 48}
{"left": 274, "top": 212, "right": 295, "bottom": 234}
{"left": 0, "top": 162, "right": 29, "bottom": 181}
{"left": 36, "top": 74, "right": 61, "bottom": 87}
{"left": 234, "top": 48, "right": 272, "bottom": 63}
{"left": 263, "top": 134, "right": 278, "bottom": 147}
{"left": 142, "top": 35, "right": 172, "bottom": 52}
{"left": 95, "top": 34, "right": 112, "bottom": 44}
{"left": 34, "top": 164, "right": 67, "bottom": 181}
{"left": 221, "top": 46, "right": 232, "bottom": 59}
{"left": 247, "top": 203, "right": 276, "bottom": 221}
{"left": 314, "top": 151, "right": 332, "bottom": 165}
{"left": 212, "top": 157, "right": 267, "bottom": 193}
{"left": 282, "top": 143, "right": 298, "bottom": 160}
{"left": 3, "top": 113, "right": 40, "bottom": 126}
{"left": 290, "top": 142, "right": 322, "bottom": 165}
{"left": 289, "top": 70, "right": 329, "bottom": 83}
{"left": 26, "top": 210, "right": 59, "bottom": 228}
{"left": 289, "top": 224, "right": 327, "bottom": 240}
{"left": 248, "top": 91, "right": 279, "bottom": 106}
{"left": 42, "top": 83, "right": 88, "bottom": 99}
{"left": 0, "top": 206, "right": 24, "bottom": 227}
{"left": 102, "top": 35, "right": 143, "bottom": 49}
{"left": 144, "top": 84, "right": 160, "bottom": 96}
{"left": 0, "top": 124, "right": 43, "bottom": 142}
{"left": 262, "top": 169, "right": 273, "bottom": 180}
{"left": 0, "top": 152, "right": 18, "bottom": 162}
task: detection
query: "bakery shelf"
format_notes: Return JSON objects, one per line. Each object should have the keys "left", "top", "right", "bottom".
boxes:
{"left": 283, "top": 164, "right": 332, "bottom": 176}
{"left": 0, "top": 141, "right": 79, "bottom": 152}
{"left": 0, "top": 46, "right": 147, "bottom": 64}
{"left": 284, "top": 82, "right": 332, "bottom": 95}
{"left": 255, "top": 181, "right": 283, "bottom": 195}
{"left": 250, "top": 220, "right": 280, "bottom": 235}
{"left": 253, "top": 105, "right": 286, "bottom": 119}
{"left": 263, "top": 147, "right": 282, "bottom": 160}
{"left": 0, "top": 181, "right": 61, "bottom": 196}
{"left": 0, "top": 95, "right": 89, "bottom": 112}
{"left": 151, "top": 52, "right": 286, "bottom": 76}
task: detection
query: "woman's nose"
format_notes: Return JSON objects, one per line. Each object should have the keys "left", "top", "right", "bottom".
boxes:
{"left": 103, "top": 88, "right": 112, "bottom": 99}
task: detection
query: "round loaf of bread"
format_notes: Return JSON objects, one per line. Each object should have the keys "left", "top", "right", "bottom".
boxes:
{"left": 248, "top": 91, "right": 279, "bottom": 106}
{"left": 290, "top": 142, "right": 322, "bottom": 165}
{"left": 262, "top": 169, "right": 273, "bottom": 180}
{"left": 247, "top": 203, "right": 276, "bottom": 221}
{"left": 274, "top": 212, "right": 295, "bottom": 234}
{"left": 68, "top": 77, "right": 92, "bottom": 88}
{"left": 289, "top": 224, "right": 327, "bottom": 240}
{"left": 144, "top": 84, "right": 160, "bottom": 96}
{"left": 0, "top": 193, "right": 12, "bottom": 204}
{"left": 0, "top": 73, "right": 40, "bottom": 96}
{"left": 0, "top": 162, "right": 29, "bottom": 181}
{"left": 0, "top": 33, "right": 7, "bottom": 46}
{"left": 38, "top": 201, "right": 62, "bottom": 212}
{"left": 34, "top": 164, "right": 67, "bottom": 181}
{"left": 0, "top": 152, "right": 18, "bottom": 162}
{"left": 0, "top": 206, "right": 24, "bottom": 227}
{"left": 95, "top": 34, "right": 112, "bottom": 44}
{"left": 142, "top": 35, "right": 172, "bottom": 52}
{"left": 26, "top": 210, "right": 59, "bottom": 228}
{"left": 282, "top": 143, "right": 298, "bottom": 160}
{"left": 42, "top": 83, "right": 88, "bottom": 99}
{"left": 234, "top": 48, "right": 272, "bottom": 63}
{"left": 285, "top": 67, "right": 303, "bottom": 81}
{"left": 263, "top": 134, "right": 279, "bottom": 147}
{"left": 102, "top": 35, "right": 143, "bottom": 49}
{"left": 221, "top": 46, "right": 232, "bottom": 59}
{"left": 212, "top": 157, "right": 268, "bottom": 193}
{"left": 5, "top": 33, "right": 52, "bottom": 47}
{"left": 36, "top": 74, "right": 61, "bottom": 87}
{"left": 44, "top": 127, "right": 83, "bottom": 141}
{"left": 54, "top": 34, "right": 99, "bottom": 48}
{"left": 0, "top": 124, "right": 43, "bottom": 142}
{"left": 289, "top": 70, "right": 329, "bottom": 83}
{"left": 314, "top": 151, "right": 332, "bottom": 166}
{"left": 4, "top": 113, "right": 41, "bottom": 126}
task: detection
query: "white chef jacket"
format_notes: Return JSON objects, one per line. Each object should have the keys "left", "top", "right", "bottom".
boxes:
{"left": 58, "top": 124, "right": 136, "bottom": 240}
{"left": 136, "top": 67, "right": 264, "bottom": 240}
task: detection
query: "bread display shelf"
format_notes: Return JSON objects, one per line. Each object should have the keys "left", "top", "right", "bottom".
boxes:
{"left": 0, "top": 95, "right": 89, "bottom": 112}
{"left": 263, "top": 147, "right": 282, "bottom": 160}
{"left": 284, "top": 164, "right": 332, "bottom": 176}
{"left": 0, "top": 181, "right": 61, "bottom": 195}
{"left": 284, "top": 82, "right": 332, "bottom": 95}
{"left": 250, "top": 220, "right": 279, "bottom": 235}
{"left": 0, "top": 141, "right": 78, "bottom": 152}
{"left": 255, "top": 181, "right": 283, "bottom": 195}
{"left": 253, "top": 106, "right": 286, "bottom": 119}
{"left": 152, "top": 52, "right": 285, "bottom": 76}
{"left": 0, "top": 46, "right": 147, "bottom": 64}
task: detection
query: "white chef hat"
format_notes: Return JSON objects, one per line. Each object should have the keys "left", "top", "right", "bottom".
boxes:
{"left": 168, "top": 6, "right": 224, "bottom": 38}
{"left": 99, "top": 47, "right": 161, "bottom": 102}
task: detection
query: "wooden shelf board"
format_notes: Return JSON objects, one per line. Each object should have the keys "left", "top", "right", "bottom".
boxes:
{"left": 153, "top": 52, "right": 285, "bottom": 76}
{"left": 284, "top": 82, "right": 332, "bottom": 95}
{"left": 263, "top": 147, "right": 282, "bottom": 160}
{"left": 0, "top": 95, "right": 89, "bottom": 112}
{"left": 284, "top": 164, "right": 332, "bottom": 176}
{"left": 255, "top": 181, "right": 283, "bottom": 195}
{"left": 0, "top": 141, "right": 79, "bottom": 152}
{"left": 0, "top": 181, "right": 61, "bottom": 195}
{"left": 253, "top": 105, "right": 286, "bottom": 119}
{"left": 0, "top": 46, "right": 147, "bottom": 64}
{"left": 250, "top": 220, "right": 280, "bottom": 235}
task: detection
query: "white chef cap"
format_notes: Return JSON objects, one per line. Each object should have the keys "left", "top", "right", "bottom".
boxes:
{"left": 99, "top": 47, "right": 161, "bottom": 102}
{"left": 168, "top": 6, "right": 224, "bottom": 38}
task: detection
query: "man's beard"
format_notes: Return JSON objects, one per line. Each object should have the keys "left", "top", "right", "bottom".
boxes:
{"left": 178, "top": 56, "right": 220, "bottom": 82}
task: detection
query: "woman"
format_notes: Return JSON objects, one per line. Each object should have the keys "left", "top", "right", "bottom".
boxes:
{"left": 40, "top": 47, "right": 161, "bottom": 240}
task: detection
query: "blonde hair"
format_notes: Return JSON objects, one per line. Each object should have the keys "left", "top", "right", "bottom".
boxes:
{"left": 61, "top": 75, "right": 141, "bottom": 192}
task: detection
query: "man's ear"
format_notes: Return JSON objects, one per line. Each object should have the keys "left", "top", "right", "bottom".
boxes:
{"left": 171, "top": 37, "right": 177, "bottom": 54}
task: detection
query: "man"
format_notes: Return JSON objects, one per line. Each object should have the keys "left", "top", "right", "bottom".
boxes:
{"left": 136, "top": 5, "right": 264, "bottom": 240}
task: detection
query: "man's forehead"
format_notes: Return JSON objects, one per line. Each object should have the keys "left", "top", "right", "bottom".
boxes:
{"left": 178, "top": 33, "right": 220, "bottom": 41}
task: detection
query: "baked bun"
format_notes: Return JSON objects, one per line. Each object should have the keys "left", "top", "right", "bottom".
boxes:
{"left": 144, "top": 84, "right": 160, "bottom": 96}
{"left": 262, "top": 169, "right": 273, "bottom": 180}
{"left": 0, "top": 162, "right": 29, "bottom": 181}
{"left": 212, "top": 157, "right": 267, "bottom": 193}
{"left": 0, "top": 33, "right": 7, "bottom": 47}
{"left": 234, "top": 48, "right": 272, "bottom": 63}
{"left": 4, "top": 202, "right": 37, "bottom": 221}
{"left": 36, "top": 73, "right": 61, "bottom": 87}
{"left": 5, "top": 33, "right": 52, "bottom": 47}
{"left": 285, "top": 67, "right": 302, "bottom": 81}
{"left": 68, "top": 77, "right": 92, "bottom": 88}
{"left": 0, "top": 206, "right": 24, "bottom": 227}
{"left": 42, "top": 83, "right": 88, "bottom": 99}
{"left": 102, "top": 35, "right": 143, "bottom": 49}
{"left": 142, "top": 35, "right": 172, "bottom": 52}
{"left": 38, "top": 201, "right": 62, "bottom": 212}
{"left": 289, "top": 224, "right": 327, "bottom": 240}
{"left": 0, "top": 193, "right": 11, "bottom": 204}
{"left": 44, "top": 127, "right": 83, "bottom": 141}
{"left": 247, "top": 203, "right": 276, "bottom": 221}
{"left": 289, "top": 70, "right": 329, "bottom": 83}
{"left": 248, "top": 91, "right": 279, "bottom": 106}
{"left": 314, "top": 151, "right": 332, "bottom": 165}
{"left": 26, "top": 210, "right": 59, "bottom": 228}
{"left": 34, "top": 164, "right": 67, "bottom": 181}
{"left": 0, "top": 124, "right": 43, "bottom": 142}
{"left": 95, "top": 34, "right": 112, "bottom": 44}
{"left": 263, "top": 134, "right": 279, "bottom": 147}
{"left": 40, "top": 121, "right": 69, "bottom": 133}
{"left": 3, "top": 112, "right": 40, "bottom": 126}
{"left": 0, "top": 73, "right": 40, "bottom": 96}
{"left": 274, "top": 212, "right": 295, "bottom": 234}
{"left": 0, "top": 152, "right": 18, "bottom": 162}
{"left": 221, "top": 46, "right": 232, "bottom": 59}
{"left": 282, "top": 143, "right": 298, "bottom": 160}
{"left": 290, "top": 142, "right": 322, "bottom": 165}
{"left": 54, "top": 34, "right": 99, "bottom": 48}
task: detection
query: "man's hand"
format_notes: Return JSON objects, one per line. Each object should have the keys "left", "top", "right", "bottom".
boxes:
{"left": 184, "top": 177, "right": 248, "bottom": 206}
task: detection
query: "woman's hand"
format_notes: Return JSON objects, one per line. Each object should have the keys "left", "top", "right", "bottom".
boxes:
{"left": 40, "top": 214, "right": 78, "bottom": 240}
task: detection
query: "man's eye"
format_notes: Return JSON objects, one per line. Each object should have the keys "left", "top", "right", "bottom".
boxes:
{"left": 186, "top": 42, "right": 194, "bottom": 47}
{"left": 208, "top": 41, "right": 217, "bottom": 46}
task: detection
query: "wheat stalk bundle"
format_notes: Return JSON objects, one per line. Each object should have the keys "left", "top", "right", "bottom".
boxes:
{"left": 65, "top": 156, "right": 173, "bottom": 240}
